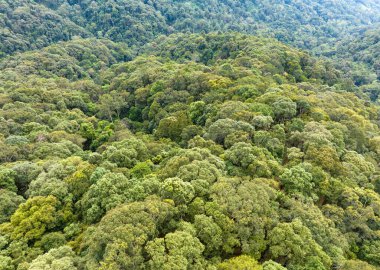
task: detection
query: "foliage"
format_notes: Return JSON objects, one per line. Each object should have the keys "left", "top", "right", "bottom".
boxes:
{"left": 0, "top": 26, "right": 380, "bottom": 270}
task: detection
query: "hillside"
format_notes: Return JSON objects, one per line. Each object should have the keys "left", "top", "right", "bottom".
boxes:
{"left": 1, "top": 0, "right": 380, "bottom": 80}
{"left": 0, "top": 0, "right": 90, "bottom": 57}
{"left": 30, "top": 0, "right": 380, "bottom": 50}
{"left": 334, "top": 25, "right": 380, "bottom": 84}
{"left": 0, "top": 34, "right": 380, "bottom": 269}
{"left": 0, "top": 0, "right": 380, "bottom": 93}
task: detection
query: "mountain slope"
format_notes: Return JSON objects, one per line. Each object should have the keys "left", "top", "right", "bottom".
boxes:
{"left": 0, "top": 38, "right": 131, "bottom": 81}
{"left": 2, "top": 0, "right": 380, "bottom": 55}
{"left": 1, "top": 0, "right": 379, "bottom": 89}
{"left": 0, "top": 0, "right": 90, "bottom": 57}
{"left": 47, "top": 0, "right": 380, "bottom": 50}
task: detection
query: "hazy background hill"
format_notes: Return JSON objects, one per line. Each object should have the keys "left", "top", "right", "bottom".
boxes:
{"left": 34, "top": 0, "right": 380, "bottom": 49}
{"left": 2, "top": 0, "right": 380, "bottom": 80}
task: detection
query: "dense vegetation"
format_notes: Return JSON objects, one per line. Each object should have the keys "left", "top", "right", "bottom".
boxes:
{"left": 0, "top": 0, "right": 90, "bottom": 58}
{"left": 1, "top": 0, "right": 380, "bottom": 83}
{"left": 0, "top": 33, "right": 380, "bottom": 269}
{"left": 1, "top": 0, "right": 380, "bottom": 269}
{"left": 333, "top": 26, "right": 380, "bottom": 86}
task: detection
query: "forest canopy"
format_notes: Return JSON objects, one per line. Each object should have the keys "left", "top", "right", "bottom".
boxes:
{"left": 1, "top": 1, "right": 380, "bottom": 270}
{"left": 0, "top": 33, "right": 380, "bottom": 269}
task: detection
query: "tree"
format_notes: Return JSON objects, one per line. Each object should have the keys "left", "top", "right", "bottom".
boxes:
{"left": 211, "top": 177, "right": 279, "bottom": 258}
{"left": 341, "top": 260, "right": 377, "bottom": 270}
{"left": 28, "top": 246, "right": 78, "bottom": 270}
{"left": 98, "top": 91, "right": 128, "bottom": 121}
{"left": 81, "top": 197, "right": 175, "bottom": 269}
{"left": 360, "top": 240, "right": 380, "bottom": 266}
{"left": 102, "top": 138, "right": 148, "bottom": 168}
{"left": 0, "top": 255, "right": 13, "bottom": 270}
{"left": 280, "top": 198, "right": 348, "bottom": 265}
{"left": 180, "top": 125, "right": 204, "bottom": 146}
{"left": 188, "top": 136, "right": 224, "bottom": 156}
{"left": 160, "top": 148, "right": 225, "bottom": 180}
{"left": 272, "top": 98, "right": 297, "bottom": 121}
{"left": 12, "top": 161, "right": 42, "bottom": 194}
{"left": 64, "top": 162, "right": 96, "bottom": 201}
{"left": 155, "top": 112, "right": 191, "bottom": 142}
{"left": 267, "top": 219, "right": 332, "bottom": 269}
{"left": 280, "top": 164, "right": 315, "bottom": 199}
{"left": 27, "top": 177, "right": 69, "bottom": 201}
{"left": 224, "top": 131, "right": 251, "bottom": 148}
{"left": 251, "top": 115, "right": 274, "bottom": 130}
{"left": 130, "top": 161, "right": 153, "bottom": 178}
{"left": 7, "top": 196, "right": 63, "bottom": 243}
{"left": 262, "top": 260, "right": 287, "bottom": 270}
{"left": 225, "top": 142, "right": 281, "bottom": 178}
{"left": 80, "top": 172, "right": 132, "bottom": 223}
{"left": 218, "top": 255, "right": 262, "bottom": 270}
{"left": 36, "top": 232, "right": 66, "bottom": 252}
{"left": 146, "top": 230, "right": 206, "bottom": 270}
{"left": 305, "top": 145, "right": 342, "bottom": 175}
{"left": 189, "top": 101, "right": 207, "bottom": 126}
{"left": 0, "top": 190, "right": 24, "bottom": 223}
{"left": 160, "top": 177, "right": 195, "bottom": 205}
{"left": 193, "top": 214, "right": 223, "bottom": 256}
{"left": 176, "top": 160, "right": 223, "bottom": 197}
{"left": 205, "top": 119, "right": 254, "bottom": 145}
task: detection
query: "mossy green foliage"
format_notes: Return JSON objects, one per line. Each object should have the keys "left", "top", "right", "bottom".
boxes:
{"left": 0, "top": 33, "right": 379, "bottom": 269}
